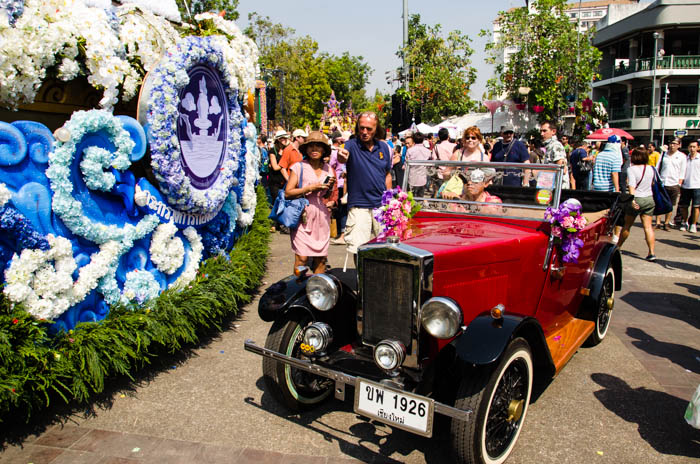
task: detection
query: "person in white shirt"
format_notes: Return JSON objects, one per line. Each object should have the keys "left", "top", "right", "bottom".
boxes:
{"left": 679, "top": 140, "right": 700, "bottom": 232}
{"left": 618, "top": 147, "right": 657, "bottom": 261}
{"left": 654, "top": 139, "right": 687, "bottom": 230}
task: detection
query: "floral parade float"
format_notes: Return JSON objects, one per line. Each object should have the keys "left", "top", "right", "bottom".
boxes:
{"left": 319, "top": 90, "right": 356, "bottom": 135}
{"left": 0, "top": 0, "right": 270, "bottom": 419}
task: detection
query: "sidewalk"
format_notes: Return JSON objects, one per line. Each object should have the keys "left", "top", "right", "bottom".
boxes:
{"left": 1, "top": 223, "right": 698, "bottom": 463}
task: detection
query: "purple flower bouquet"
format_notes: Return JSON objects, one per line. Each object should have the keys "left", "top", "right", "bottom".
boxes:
{"left": 373, "top": 187, "right": 421, "bottom": 240}
{"left": 544, "top": 199, "right": 588, "bottom": 263}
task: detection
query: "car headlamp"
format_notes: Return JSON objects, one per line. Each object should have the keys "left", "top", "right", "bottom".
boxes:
{"left": 306, "top": 274, "right": 339, "bottom": 311}
{"left": 373, "top": 340, "right": 406, "bottom": 372}
{"left": 302, "top": 322, "right": 333, "bottom": 355}
{"left": 420, "top": 297, "right": 462, "bottom": 339}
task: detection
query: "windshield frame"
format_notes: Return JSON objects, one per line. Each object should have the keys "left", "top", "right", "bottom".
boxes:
{"left": 402, "top": 160, "right": 565, "bottom": 222}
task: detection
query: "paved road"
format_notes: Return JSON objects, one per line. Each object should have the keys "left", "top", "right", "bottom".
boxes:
{"left": 1, "top": 222, "right": 699, "bottom": 463}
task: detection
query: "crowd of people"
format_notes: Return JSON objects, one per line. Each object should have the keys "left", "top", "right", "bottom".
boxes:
{"left": 257, "top": 115, "right": 699, "bottom": 271}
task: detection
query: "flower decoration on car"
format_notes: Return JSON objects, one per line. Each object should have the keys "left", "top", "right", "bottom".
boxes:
{"left": 544, "top": 198, "right": 587, "bottom": 263}
{"left": 373, "top": 187, "right": 421, "bottom": 240}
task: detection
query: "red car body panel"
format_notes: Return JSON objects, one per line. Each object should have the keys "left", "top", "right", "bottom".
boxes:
{"left": 398, "top": 209, "right": 613, "bottom": 358}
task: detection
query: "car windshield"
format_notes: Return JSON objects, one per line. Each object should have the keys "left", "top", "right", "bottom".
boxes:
{"left": 403, "top": 160, "right": 565, "bottom": 221}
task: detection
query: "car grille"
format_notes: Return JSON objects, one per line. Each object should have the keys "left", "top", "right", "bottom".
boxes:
{"left": 361, "top": 259, "right": 414, "bottom": 347}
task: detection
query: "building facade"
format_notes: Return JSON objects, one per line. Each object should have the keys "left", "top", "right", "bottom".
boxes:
{"left": 592, "top": 0, "right": 700, "bottom": 143}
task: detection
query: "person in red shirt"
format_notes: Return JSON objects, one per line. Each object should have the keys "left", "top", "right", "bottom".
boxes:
{"left": 279, "top": 129, "right": 308, "bottom": 181}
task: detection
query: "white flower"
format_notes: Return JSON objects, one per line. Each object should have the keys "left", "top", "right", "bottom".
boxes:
{"left": 171, "top": 227, "right": 202, "bottom": 288}
{"left": 0, "top": 183, "right": 12, "bottom": 206}
{"left": 57, "top": 57, "right": 80, "bottom": 81}
{"left": 149, "top": 221, "right": 185, "bottom": 275}
{"left": 2, "top": 235, "right": 121, "bottom": 320}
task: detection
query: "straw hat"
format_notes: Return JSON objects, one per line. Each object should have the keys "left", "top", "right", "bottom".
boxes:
{"left": 299, "top": 131, "right": 331, "bottom": 157}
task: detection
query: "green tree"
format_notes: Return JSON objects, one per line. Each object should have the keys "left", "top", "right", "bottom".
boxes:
{"left": 176, "top": 0, "right": 239, "bottom": 21}
{"left": 396, "top": 14, "right": 477, "bottom": 123}
{"left": 483, "top": 0, "right": 602, "bottom": 123}
{"left": 244, "top": 13, "right": 372, "bottom": 129}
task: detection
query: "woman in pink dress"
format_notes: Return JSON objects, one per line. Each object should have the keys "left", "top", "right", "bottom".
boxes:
{"left": 285, "top": 131, "right": 337, "bottom": 274}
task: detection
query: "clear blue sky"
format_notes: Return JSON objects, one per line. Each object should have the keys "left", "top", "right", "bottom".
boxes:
{"left": 236, "top": 0, "right": 522, "bottom": 101}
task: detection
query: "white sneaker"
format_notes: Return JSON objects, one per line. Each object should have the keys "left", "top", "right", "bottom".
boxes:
{"left": 680, "top": 223, "right": 688, "bottom": 231}
{"left": 690, "top": 224, "right": 697, "bottom": 233}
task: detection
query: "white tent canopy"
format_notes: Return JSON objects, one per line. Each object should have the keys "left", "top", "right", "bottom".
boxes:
{"left": 398, "top": 108, "right": 538, "bottom": 139}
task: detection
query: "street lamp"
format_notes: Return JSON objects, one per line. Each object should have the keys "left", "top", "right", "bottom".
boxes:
{"left": 660, "top": 83, "right": 670, "bottom": 147}
{"left": 518, "top": 87, "right": 531, "bottom": 132}
{"left": 649, "top": 32, "right": 660, "bottom": 143}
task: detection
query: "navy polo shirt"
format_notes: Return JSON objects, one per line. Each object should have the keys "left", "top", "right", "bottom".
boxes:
{"left": 345, "top": 138, "right": 392, "bottom": 208}
{"left": 492, "top": 139, "right": 529, "bottom": 186}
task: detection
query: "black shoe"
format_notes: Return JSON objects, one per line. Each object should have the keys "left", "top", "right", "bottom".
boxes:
{"left": 645, "top": 254, "right": 657, "bottom": 262}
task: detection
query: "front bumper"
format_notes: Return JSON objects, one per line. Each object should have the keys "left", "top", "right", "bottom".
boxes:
{"left": 244, "top": 339, "right": 472, "bottom": 423}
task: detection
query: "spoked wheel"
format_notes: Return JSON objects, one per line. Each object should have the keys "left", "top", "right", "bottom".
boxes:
{"left": 262, "top": 312, "right": 332, "bottom": 411}
{"left": 451, "top": 338, "right": 533, "bottom": 464}
{"left": 586, "top": 267, "right": 615, "bottom": 346}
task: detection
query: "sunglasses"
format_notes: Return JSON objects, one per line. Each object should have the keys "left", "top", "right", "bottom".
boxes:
{"left": 465, "top": 136, "right": 479, "bottom": 141}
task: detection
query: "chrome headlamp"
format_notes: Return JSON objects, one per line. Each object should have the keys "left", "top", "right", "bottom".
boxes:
{"left": 420, "top": 297, "right": 462, "bottom": 339}
{"left": 373, "top": 340, "right": 406, "bottom": 373}
{"left": 306, "top": 274, "right": 339, "bottom": 311}
{"left": 302, "top": 322, "right": 333, "bottom": 355}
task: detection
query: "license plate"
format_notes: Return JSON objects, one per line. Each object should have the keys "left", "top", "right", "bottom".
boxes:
{"left": 354, "top": 378, "right": 434, "bottom": 437}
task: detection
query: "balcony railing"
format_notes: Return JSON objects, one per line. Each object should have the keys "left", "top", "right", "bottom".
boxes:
{"left": 600, "top": 55, "right": 700, "bottom": 80}
{"left": 608, "top": 104, "right": 700, "bottom": 121}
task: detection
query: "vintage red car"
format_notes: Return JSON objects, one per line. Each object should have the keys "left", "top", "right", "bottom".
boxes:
{"left": 245, "top": 160, "right": 624, "bottom": 464}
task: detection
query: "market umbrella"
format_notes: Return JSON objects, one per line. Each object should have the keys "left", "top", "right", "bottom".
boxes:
{"left": 586, "top": 127, "right": 634, "bottom": 141}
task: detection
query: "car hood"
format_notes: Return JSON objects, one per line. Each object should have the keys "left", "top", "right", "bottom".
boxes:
{"left": 399, "top": 215, "right": 546, "bottom": 265}
{"left": 396, "top": 215, "right": 549, "bottom": 318}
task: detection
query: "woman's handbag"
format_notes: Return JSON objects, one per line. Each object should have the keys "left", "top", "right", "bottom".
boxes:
{"left": 268, "top": 165, "right": 309, "bottom": 228}
{"left": 651, "top": 166, "right": 673, "bottom": 216}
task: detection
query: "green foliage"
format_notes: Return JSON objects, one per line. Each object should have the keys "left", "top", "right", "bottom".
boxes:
{"left": 176, "top": 0, "right": 239, "bottom": 21}
{"left": 244, "top": 12, "right": 372, "bottom": 129}
{"left": 483, "top": 0, "right": 602, "bottom": 122}
{"left": 0, "top": 186, "right": 271, "bottom": 422}
{"left": 397, "top": 14, "right": 477, "bottom": 123}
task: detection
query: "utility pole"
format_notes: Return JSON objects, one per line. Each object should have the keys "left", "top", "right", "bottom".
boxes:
{"left": 403, "top": 0, "right": 409, "bottom": 91}
{"left": 650, "top": 32, "right": 659, "bottom": 143}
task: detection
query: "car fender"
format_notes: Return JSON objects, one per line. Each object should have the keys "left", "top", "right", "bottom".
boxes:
{"left": 258, "top": 269, "right": 358, "bottom": 322}
{"left": 576, "top": 243, "right": 622, "bottom": 321}
{"left": 453, "top": 314, "right": 555, "bottom": 377}
{"left": 258, "top": 275, "right": 310, "bottom": 322}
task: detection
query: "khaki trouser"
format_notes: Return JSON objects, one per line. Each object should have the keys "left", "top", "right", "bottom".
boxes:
{"left": 343, "top": 207, "right": 383, "bottom": 254}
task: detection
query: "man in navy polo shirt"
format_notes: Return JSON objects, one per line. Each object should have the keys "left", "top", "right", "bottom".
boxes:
{"left": 491, "top": 128, "right": 530, "bottom": 186}
{"left": 337, "top": 112, "right": 393, "bottom": 254}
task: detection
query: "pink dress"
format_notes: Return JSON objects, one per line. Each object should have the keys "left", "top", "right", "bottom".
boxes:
{"left": 290, "top": 161, "right": 334, "bottom": 257}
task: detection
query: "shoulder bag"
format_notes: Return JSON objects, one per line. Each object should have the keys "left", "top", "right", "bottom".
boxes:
{"left": 651, "top": 166, "right": 673, "bottom": 216}
{"left": 268, "top": 164, "right": 309, "bottom": 228}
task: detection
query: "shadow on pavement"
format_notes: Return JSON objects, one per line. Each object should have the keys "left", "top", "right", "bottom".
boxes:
{"left": 656, "top": 238, "right": 700, "bottom": 251}
{"left": 621, "top": 291, "right": 700, "bottom": 330}
{"left": 244, "top": 382, "right": 452, "bottom": 463}
{"left": 591, "top": 373, "right": 700, "bottom": 458}
{"left": 655, "top": 257, "right": 700, "bottom": 274}
{"left": 676, "top": 282, "right": 700, "bottom": 298}
{"left": 626, "top": 327, "right": 700, "bottom": 373}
